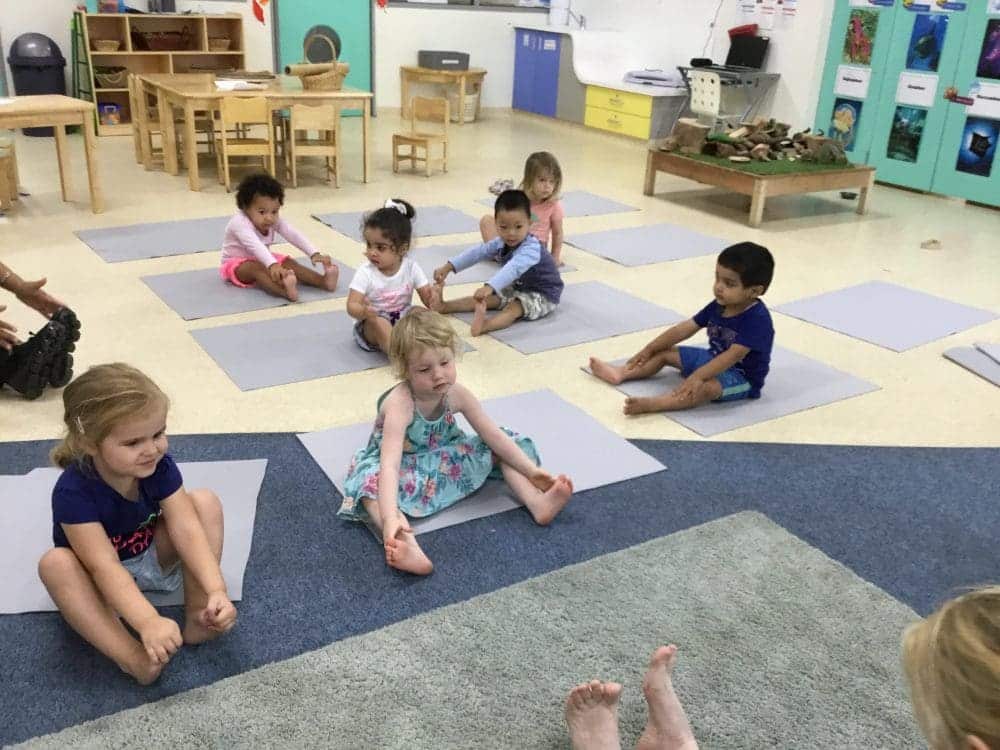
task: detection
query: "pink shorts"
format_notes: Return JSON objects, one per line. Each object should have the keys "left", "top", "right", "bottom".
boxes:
{"left": 220, "top": 253, "right": 290, "bottom": 288}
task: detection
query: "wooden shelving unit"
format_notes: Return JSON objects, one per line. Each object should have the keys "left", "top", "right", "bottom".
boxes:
{"left": 76, "top": 11, "right": 246, "bottom": 136}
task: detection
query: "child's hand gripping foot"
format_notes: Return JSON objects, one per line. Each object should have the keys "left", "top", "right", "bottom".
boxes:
{"left": 526, "top": 471, "right": 573, "bottom": 525}
{"left": 636, "top": 645, "right": 699, "bottom": 750}
{"left": 184, "top": 591, "right": 238, "bottom": 645}
{"left": 470, "top": 297, "right": 488, "bottom": 337}
{"left": 565, "top": 679, "right": 623, "bottom": 750}
{"left": 269, "top": 263, "right": 298, "bottom": 302}
{"left": 383, "top": 517, "right": 433, "bottom": 575}
{"left": 312, "top": 253, "right": 339, "bottom": 291}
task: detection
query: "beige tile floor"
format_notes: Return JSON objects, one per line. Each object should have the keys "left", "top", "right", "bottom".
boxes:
{"left": 1, "top": 110, "right": 998, "bottom": 449}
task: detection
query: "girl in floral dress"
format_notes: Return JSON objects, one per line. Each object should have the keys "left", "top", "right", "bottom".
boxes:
{"left": 338, "top": 309, "right": 574, "bottom": 575}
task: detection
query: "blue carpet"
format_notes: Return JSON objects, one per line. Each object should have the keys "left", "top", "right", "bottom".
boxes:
{"left": 1, "top": 434, "right": 997, "bottom": 746}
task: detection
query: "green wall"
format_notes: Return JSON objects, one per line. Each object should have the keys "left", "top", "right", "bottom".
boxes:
{"left": 275, "top": 0, "right": 371, "bottom": 95}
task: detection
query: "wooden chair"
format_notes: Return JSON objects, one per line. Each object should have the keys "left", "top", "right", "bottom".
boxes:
{"left": 128, "top": 74, "right": 214, "bottom": 171}
{"left": 0, "top": 133, "right": 18, "bottom": 211}
{"left": 214, "top": 96, "right": 276, "bottom": 191}
{"left": 282, "top": 103, "right": 339, "bottom": 188}
{"left": 392, "top": 96, "right": 449, "bottom": 177}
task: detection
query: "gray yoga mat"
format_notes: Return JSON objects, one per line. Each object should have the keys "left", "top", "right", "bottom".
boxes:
{"left": 18, "top": 512, "right": 924, "bottom": 749}
{"left": 976, "top": 342, "right": 1000, "bottom": 365}
{"left": 191, "top": 311, "right": 474, "bottom": 391}
{"left": 141, "top": 260, "right": 354, "bottom": 320}
{"left": 410, "top": 243, "right": 576, "bottom": 285}
{"left": 75, "top": 216, "right": 236, "bottom": 263}
{"left": 313, "top": 205, "right": 480, "bottom": 241}
{"left": 565, "top": 223, "right": 729, "bottom": 267}
{"left": 775, "top": 281, "right": 998, "bottom": 352}
{"left": 586, "top": 345, "right": 880, "bottom": 437}
{"left": 0, "top": 460, "right": 266, "bottom": 615}
{"left": 298, "top": 388, "right": 665, "bottom": 535}
{"left": 454, "top": 281, "right": 683, "bottom": 355}
{"left": 478, "top": 189, "right": 640, "bottom": 218}
{"left": 944, "top": 347, "right": 1000, "bottom": 387}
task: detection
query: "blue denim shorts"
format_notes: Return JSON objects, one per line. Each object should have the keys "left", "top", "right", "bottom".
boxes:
{"left": 121, "top": 539, "right": 182, "bottom": 593}
{"left": 678, "top": 346, "right": 753, "bottom": 402}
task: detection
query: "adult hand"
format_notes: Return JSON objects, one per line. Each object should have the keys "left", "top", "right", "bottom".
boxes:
{"left": 13, "top": 278, "right": 65, "bottom": 319}
{"left": 138, "top": 615, "right": 183, "bottom": 665}
{"left": 0, "top": 306, "right": 20, "bottom": 351}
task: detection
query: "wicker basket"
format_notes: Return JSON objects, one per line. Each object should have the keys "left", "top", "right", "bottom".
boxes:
{"left": 92, "top": 39, "right": 121, "bottom": 52}
{"left": 208, "top": 37, "right": 231, "bottom": 52}
{"left": 300, "top": 62, "right": 350, "bottom": 91}
{"left": 94, "top": 66, "right": 128, "bottom": 89}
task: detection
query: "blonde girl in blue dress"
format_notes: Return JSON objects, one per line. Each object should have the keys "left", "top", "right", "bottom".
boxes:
{"left": 338, "top": 309, "right": 574, "bottom": 575}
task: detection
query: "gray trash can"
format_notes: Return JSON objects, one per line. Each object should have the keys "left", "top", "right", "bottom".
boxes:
{"left": 8, "top": 33, "right": 67, "bottom": 137}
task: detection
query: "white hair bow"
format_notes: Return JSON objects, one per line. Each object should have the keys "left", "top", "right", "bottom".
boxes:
{"left": 384, "top": 198, "right": 407, "bottom": 215}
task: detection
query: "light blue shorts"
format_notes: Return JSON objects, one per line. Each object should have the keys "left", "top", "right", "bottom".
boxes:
{"left": 121, "top": 539, "right": 182, "bottom": 593}
{"left": 678, "top": 346, "right": 754, "bottom": 402}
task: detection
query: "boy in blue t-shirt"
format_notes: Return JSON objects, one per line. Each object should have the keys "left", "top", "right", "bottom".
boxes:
{"left": 589, "top": 242, "right": 775, "bottom": 414}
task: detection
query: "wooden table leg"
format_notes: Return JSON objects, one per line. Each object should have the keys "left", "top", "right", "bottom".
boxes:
{"left": 158, "top": 89, "right": 179, "bottom": 175}
{"left": 474, "top": 76, "right": 483, "bottom": 120}
{"left": 643, "top": 151, "right": 657, "bottom": 195}
{"left": 184, "top": 102, "right": 200, "bottom": 191}
{"left": 335, "top": 105, "right": 343, "bottom": 187}
{"left": 749, "top": 180, "right": 767, "bottom": 227}
{"left": 400, "top": 69, "right": 410, "bottom": 119}
{"left": 81, "top": 112, "right": 104, "bottom": 213}
{"left": 857, "top": 171, "right": 875, "bottom": 215}
{"left": 362, "top": 98, "right": 370, "bottom": 183}
{"left": 53, "top": 125, "right": 71, "bottom": 202}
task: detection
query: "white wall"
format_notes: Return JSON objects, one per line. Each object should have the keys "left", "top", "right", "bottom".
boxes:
{"left": 175, "top": 1, "right": 274, "bottom": 72}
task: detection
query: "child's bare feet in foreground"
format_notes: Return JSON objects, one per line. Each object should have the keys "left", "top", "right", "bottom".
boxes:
{"left": 623, "top": 395, "right": 674, "bottom": 416}
{"left": 470, "top": 298, "right": 488, "bottom": 337}
{"left": 119, "top": 651, "right": 166, "bottom": 686}
{"left": 636, "top": 645, "right": 698, "bottom": 750}
{"left": 565, "top": 679, "right": 623, "bottom": 750}
{"left": 384, "top": 530, "right": 434, "bottom": 575}
{"left": 530, "top": 474, "right": 573, "bottom": 525}
{"left": 282, "top": 272, "right": 299, "bottom": 302}
{"left": 183, "top": 608, "right": 225, "bottom": 645}
{"left": 589, "top": 357, "right": 627, "bottom": 385}
{"left": 322, "top": 264, "right": 339, "bottom": 291}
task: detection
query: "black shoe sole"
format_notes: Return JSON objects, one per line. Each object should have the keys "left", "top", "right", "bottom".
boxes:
{"left": 4, "top": 335, "right": 58, "bottom": 400}
{"left": 48, "top": 352, "right": 74, "bottom": 388}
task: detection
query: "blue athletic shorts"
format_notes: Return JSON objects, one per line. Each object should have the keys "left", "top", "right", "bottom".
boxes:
{"left": 121, "top": 539, "right": 182, "bottom": 593}
{"left": 677, "top": 346, "right": 754, "bottom": 402}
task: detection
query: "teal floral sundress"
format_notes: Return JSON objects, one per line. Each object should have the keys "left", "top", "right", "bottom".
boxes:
{"left": 338, "top": 383, "right": 540, "bottom": 521}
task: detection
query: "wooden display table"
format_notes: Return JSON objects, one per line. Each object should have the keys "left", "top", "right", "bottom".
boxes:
{"left": 643, "top": 150, "right": 876, "bottom": 227}
{"left": 399, "top": 66, "right": 486, "bottom": 124}
{"left": 0, "top": 95, "right": 103, "bottom": 213}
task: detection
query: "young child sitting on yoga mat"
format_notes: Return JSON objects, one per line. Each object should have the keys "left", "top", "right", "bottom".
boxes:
{"left": 220, "top": 172, "right": 338, "bottom": 302}
{"left": 337, "top": 309, "right": 574, "bottom": 575}
{"left": 589, "top": 242, "right": 775, "bottom": 415}
{"left": 38, "top": 363, "right": 236, "bottom": 685}
{"left": 432, "top": 189, "right": 564, "bottom": 337}
{"left": 482, "top": 151, "right": 566, "bottom": 265}
{"left": 346, "top": 198, "right": 436, "bottom": 354}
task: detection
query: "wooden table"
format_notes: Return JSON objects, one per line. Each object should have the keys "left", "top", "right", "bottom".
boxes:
{"left": 0, "top": 95, "right": 103, "bottom": 213}
{"left": 139, "top": 74, "right": 374, "bottom": 192}
{"left": 399, "top": 66, "right": 486, "bottom": 124}
{"left": 644, "top": 150, "right": 876, "bottom": 227}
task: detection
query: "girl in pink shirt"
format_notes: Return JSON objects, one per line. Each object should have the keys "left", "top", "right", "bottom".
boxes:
{"left": 480, "top": 152, "right": 566, "bottom": 265}
{"left": 220, "top": 173, "right": 339, "bottom": 302}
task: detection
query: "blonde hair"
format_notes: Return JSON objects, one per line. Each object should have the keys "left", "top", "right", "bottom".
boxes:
{"left": 901, "top": 586, "right": 1000, "bottom": 750}
{"left": 520, "top": 151, "right": 562, "bottom": 201}
{"left": 388, "top": 309, "right": 460, "bottom": 379}
{"left": 50, "top": 363, "right": 169, "bottom": 469}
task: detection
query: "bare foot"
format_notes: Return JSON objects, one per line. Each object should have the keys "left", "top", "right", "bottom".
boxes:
{"left": 530, "top": 474, "right": 574, "bottom": 525}
{"left": 565, "top": 679, "right": 623, "bottom": 750}
{"left": 119, "top": 650, "right": 166, "bottom": 686}
{"left": 321, "top": 263, "right": 339, "bottom": 291}
{"left": 623, "top": 395, "right": 673, "bottom": 416}
{"left": 470, "top": 298, "right": 488, "bottom": 337}
{"left": 589, "top": 357, "right": 626, "bottom": 385}
{"left": 429, "top": 283, "right": 446, "bottom": 312}
{"left": 183, "top": 608, "right": 224, "bottom": 645}
{"left": 636, "top": 645, "right": 698, "bottom": 750}
{"left": 384, "top": 531, "right": 434, "bottom": 575}
{"left": 282, "top": 272, "right": 299, "bottom": 302}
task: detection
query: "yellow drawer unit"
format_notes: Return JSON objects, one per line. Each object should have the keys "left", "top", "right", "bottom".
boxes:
{"left": 585, "top": 85, "right": 653, "bottom": 118}
{"left": 584, "top": 105, "right": 652, "bottom": 139}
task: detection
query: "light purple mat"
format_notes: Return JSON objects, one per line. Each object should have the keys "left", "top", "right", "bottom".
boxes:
{"left": 775, "top": 282, "right": 998, "bottom": 352}
{"left": 313, "top": 205, "right": 480, "bottom": 240}
{"left": 409, "top": 243, "right": 576, "bottom": 285}
{"left": 453, "top": 281, "right": 683, "bottom": 355}
{"left": 976, "top": 342, "right": 1000, "bottom": 365}
{"left": 0, "top": 460, "right": 266, "bottom": 615}
{"left": 142, "top": 260, "right": 353, "bottom": 320}
{"left": 297, "top": 388, "right": 665, "bottom": 535}
{"left": 478, "top": 190, "right": 640, "bottom": 218}
{"left": 943, "top": 347, "right": 1000, "bottom": 387}
{"left": 584, "top": 345, "right": 880, "bottom": 437}
{"left": 565, "top": 223, "right": 729, "bottom": 267}
{"left": 75, "top": 216, "right": 246, "bottom": 262}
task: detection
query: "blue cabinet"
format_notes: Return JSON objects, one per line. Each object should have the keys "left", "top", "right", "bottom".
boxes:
{"left": 513, "top": 29, "right": 561, "bottom": 117}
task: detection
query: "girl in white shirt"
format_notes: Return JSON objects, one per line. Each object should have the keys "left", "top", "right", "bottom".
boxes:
{"left": 220, "top": 173, "right": 338, "bottom": 302}
{"left": 346, "top": 199, "right": 436, "bottom": 353}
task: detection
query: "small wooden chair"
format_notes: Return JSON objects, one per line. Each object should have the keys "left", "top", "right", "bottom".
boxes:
{"left": 128, "top": 74, "right": 214, "bottom": 170}
{"left": 393, "top": 96, "right": 449, "bottom": 177}
{"left": 283, "top": 103, "right": 339, "bottom": 188}
{"left": 214, "top": 96, "right": 276, "bottom": 191}
{"left": 0, "top": 134, "right": 18, "bottom": 211}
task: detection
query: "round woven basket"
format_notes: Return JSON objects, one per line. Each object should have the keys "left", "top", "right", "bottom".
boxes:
{"left": 94, "top": 66, "right": 128, "bottom": 88}
{"left": 301, "top": 62, "right": 350, "bottom": 91}
{"left": 92, "top": 39, "right": 121, "bottom": 52}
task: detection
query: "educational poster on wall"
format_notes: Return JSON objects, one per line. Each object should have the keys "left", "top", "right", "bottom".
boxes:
{"left": 835, "top": 65, "right": 872, "bottom": 98}
{"left": 967, "top": 82, "right": 1000, "bottom": 120}
{"left": 851, "top": 0, "right": 894, "bottom": 6}
{"left": 901, "top": 0, "right": 966, "bottom": 12}
{"left": 989, "top": 0, "right": 1000, "bottom": 13}
{"left": 887, "top": 106, "right": 928, "bottom": 161}
{"left": 896, "top": 71, "right": 939, "bottom": 107}
{"left": 830, "top": 98, "right": 863, "bottom": 151}
{"left": 976, "top": 19, "right": 1000, "bottom": 80}
{"left": 843, "top": 10, "right": 879, "bottom": 65}
{"left": 955, "top": 117, "right": 999, "bottom": 176}
{"left": 906, "top": 14, "right": 948, "bottom": 71}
